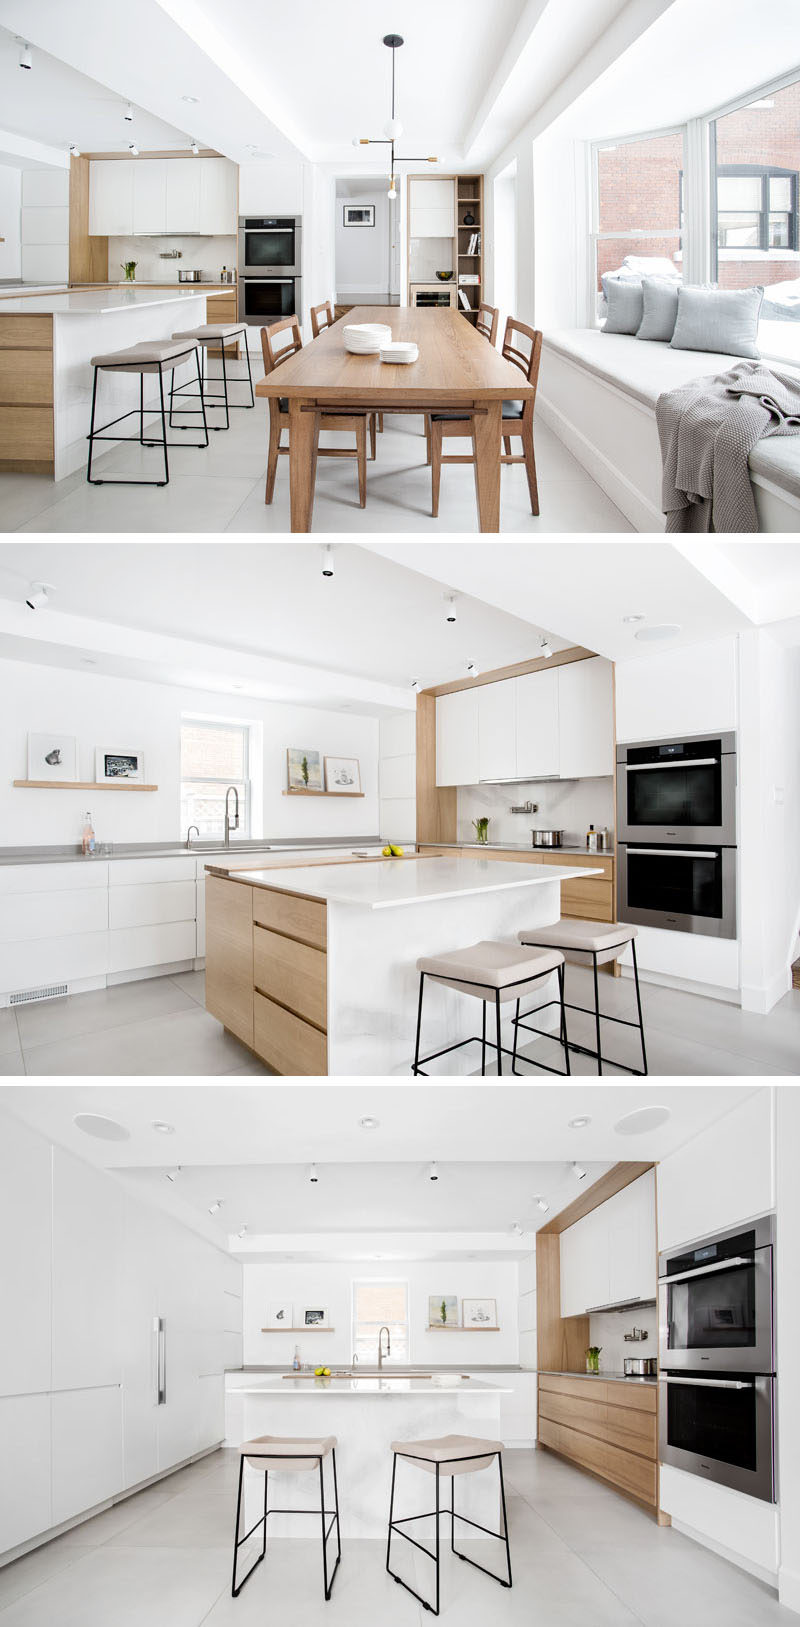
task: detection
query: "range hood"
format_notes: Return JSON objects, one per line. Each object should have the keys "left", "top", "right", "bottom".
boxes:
{"left": 585, "top": 1296, "right": 657, "bottom": 1314}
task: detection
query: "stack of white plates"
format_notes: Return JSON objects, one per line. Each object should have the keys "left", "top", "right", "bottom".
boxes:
{"left": 343, "top": 323, "right": 393, "bottom": 354}
{"left": 380, "top": 340, "right": 419, "bottom": 365}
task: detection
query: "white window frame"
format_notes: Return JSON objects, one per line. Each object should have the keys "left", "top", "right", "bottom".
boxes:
{"left": 351, "top": 1277, "right": 410, "bottom": 1366}
{"left": 705, "top": 66, "right": 800, "bottom": 284}
{"left": 180, "top": 716, "right": 252, "bottom": 839}
{"left": 589, "top": 122, "right": 688, "bottom": 326}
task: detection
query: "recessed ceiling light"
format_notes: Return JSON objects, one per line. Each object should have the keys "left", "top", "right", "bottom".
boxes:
{"left": 359, "top": 1116, "right": 380, "bottom": 1130}
{"left": 614, "top": 1105, "right": 671, "bottom": 1136}
{"left": 151, "top": 1120, "right": 174, "bottom": 1134}
{"left": 80, "top": 657, "right": 97, "bottom": 666}
{"left": 622, "top": 614, "right": 644, "bottom": 624}
{"left": 634, "top": 624, "right": 681, "bottom": 642}
{"left": 182, "top": 94, "right": 199, "bottom": 103}
{"left": 73, "top": 1112, "right": 130, "bottom": 1141}
{"left": 568, "top": 1115, "right": 591, "bottom": 1129}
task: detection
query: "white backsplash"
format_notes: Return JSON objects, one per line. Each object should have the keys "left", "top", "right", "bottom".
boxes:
{"left": 409, "top": 236, "right": 456, "bottom": 283}
{"left": 588, "top": 1304, "right": 658, "bottom": 1374}
{"left": 457, "top": 777, "right": 614, "bottom": 848}
{"left": 108, "top": 234, "right": 237, "bottom": 282}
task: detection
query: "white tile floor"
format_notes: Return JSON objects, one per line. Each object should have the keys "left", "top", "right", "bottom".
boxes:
{"left": 0, "top": 1447, "right": 793, "bottom": 1625}
{"left": 0, "top": 964, "right": 796, "bottom": 1076}
{"left": 0, "top": 380, "right": 632, "bottom": 533}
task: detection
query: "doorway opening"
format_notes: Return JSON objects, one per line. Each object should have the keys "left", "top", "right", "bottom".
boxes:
{"left": 335, "top": 177, "right": 399, "bottom": 311}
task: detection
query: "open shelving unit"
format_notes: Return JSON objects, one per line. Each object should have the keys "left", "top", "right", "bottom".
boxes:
{"left": 427, "top": 1323, "right": 500, "bottom": 1331}
{"left": 282, "top": 788, "right": 364, "bottom": 798}
{"left": 455, "top": 174, "right": 484, "bottom": 324}
{"left": 406, "top": 173, "right": 485, "bottom": 324}
{"left": 13, "top": 779, "right": 158, "bottom": 791}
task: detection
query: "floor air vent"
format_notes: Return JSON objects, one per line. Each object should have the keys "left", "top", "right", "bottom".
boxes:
{"left": 10, "top": 983, "right": 68, "bottom": 1005}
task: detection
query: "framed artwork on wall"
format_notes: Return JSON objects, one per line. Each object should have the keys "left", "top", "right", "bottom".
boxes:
{"left": 302, "top": 1307, "right": 329, "bottom": 1328}
{"left": 428, "top": 1295, "right": 459, "bottom": 1328}
{"left": 343, "top": 204, "right": 375, "bottom": 227}
{"left": 27, "top": 732, "right": 77, "bottom": 781}
{"left": 95, "top": 747, "right": 145, "bottom": 783}
{"left": 287, "top": 747, "right": 323, "bottom": 791}
{"left": 325, "top": 756, "right": 362, "bottom": 794}
{"left": 266, "top": 1301, "right": 293, "bottom": 1329}
{"left": 462, "top": 1297, "right": 498, "bottom": 1328}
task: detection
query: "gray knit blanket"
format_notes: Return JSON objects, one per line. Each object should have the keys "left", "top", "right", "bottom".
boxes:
{"left": 655, "top": 361, "right": 800, "bottom": 532}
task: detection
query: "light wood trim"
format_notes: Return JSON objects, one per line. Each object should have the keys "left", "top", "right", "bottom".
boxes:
{"left": 261, "top": 1327, "right": 336, "bottom": 1333}
{"left": 535, "top": 1234, "right": 591, "bottom": 1375}
{"left": 69, "top": 155, "right": 108, "bottom": 284}
{"left": 540, "top": 1374, "right": 610, "bottom": 1403}
{"left": 425, "top": 644, "right": 596, "bottom": 697}
{"left": 282, "top": 789, "right": 364, "bottom": 798}
{"left": 0, "top": 315, "right": 53, "bottom": 349}
{"left": 0, "top": 350, "right": 53, "bottom": 406}
{"left": 0, "top": 406, "right": 53, "bottom": 462}
{"left": 83, "top": 148, "right": 222, "bottom": 160}
{"left": 252, "top": 887, "right": 327, "bottom": 951}
{"left": 254, "top": 925, "right": 327, "bottom": 1032}
{"left": 538, "top": 1162, "right": 655, "bottom": 1236}
{"left": 538, "top": 1416, "right": 657, "bottom": 1506}
{"left": 254, "top": 989, "right": 327, "bottom": 1076}
{"left": 416, "top": 691, "right": 457, "bottom": 845}
{"left": 205, "top": 875, "right": 254, "bottom": 1048}
{"left": 14, "top": 779, "right": 157, "bottom": 791}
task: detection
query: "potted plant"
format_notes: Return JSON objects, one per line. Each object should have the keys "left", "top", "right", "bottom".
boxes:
{"left": 121, "top": 260, "right": 137, "bottom": 282}
{"left": 585, "top": 1345, "right": 602, "bottom": 1375}
{"left": 472, "top": 816, "right": 490, "bottom": 845}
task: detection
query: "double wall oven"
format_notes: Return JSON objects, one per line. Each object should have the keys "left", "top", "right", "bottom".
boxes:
{"left": 617, "top": 732, "right": 737, "bottom": 937}
{"left": 658, "top": 1216, "right": 776, "bottom": 1503}
{"left": 237, "top": 216, "right": 302, "bottom": 328}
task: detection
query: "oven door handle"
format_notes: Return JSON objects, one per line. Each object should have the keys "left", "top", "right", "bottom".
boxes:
{"left": 661, "top": 1376, "right": 754, "bottom": 1390}
{"left": 659, "top": 1255, "right": 752, "bottom": 1284}
{"left": 623, "top": 759, "right": 719, "bottom": 771}
{"left": 246, "top": 279, "right": 294, "bottom": 285}
{"left": 631, "top": 849, "right": 719, "bottom": 861}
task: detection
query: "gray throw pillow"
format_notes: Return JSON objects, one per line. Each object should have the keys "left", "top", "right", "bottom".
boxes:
{"left": 670, "top": 285, "right": 764, "bottom": 359}
{"left": 636, "top": 276, "right": 680, "bottom": 342}
{"left": 602, "top": 275, "right": 644, "bottom": 336}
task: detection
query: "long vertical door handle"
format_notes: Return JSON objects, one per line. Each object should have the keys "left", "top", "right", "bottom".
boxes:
{"left": 154, "top": 1317, "right": 166, "bottom": 1405}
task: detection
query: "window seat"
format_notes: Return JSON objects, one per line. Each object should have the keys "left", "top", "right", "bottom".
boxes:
{"left": 537, "top": 329, "right": 800, "bottom": 531}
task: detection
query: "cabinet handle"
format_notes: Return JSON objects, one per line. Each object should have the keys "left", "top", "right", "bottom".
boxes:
{"left": 154, "top": 1317, "right": 166, "bottom": 1405}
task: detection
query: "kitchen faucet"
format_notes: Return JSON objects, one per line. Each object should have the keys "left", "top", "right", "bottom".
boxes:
{"left": 185, "top": 825, "right": 200, "bottom": 847}
{"left": 377, "top": 1327, "right": 391, "bottom": 1369}
{"left": 224, "top": 786, "right": 239, "bottom": 847}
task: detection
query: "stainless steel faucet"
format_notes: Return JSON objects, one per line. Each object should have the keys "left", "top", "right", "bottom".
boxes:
{"left": 185, "top": 825, "right": 200, "bottom": 847}
{"left": 377, "top": 1327, "right": 391, "bottom": 1369}
{"left": 224, "top": 786, "right": 240, "bottom": 846}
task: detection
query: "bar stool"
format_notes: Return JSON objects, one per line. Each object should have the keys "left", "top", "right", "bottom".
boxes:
{"left": 86, "top": 339, "right": 207, "bottom": 486}
{"left": 387, "top": 1434, "right": 511, "bottom": 1616}
{"left": 515, "top": 920, "right": 647, "bottom": 1075}
{"left": 413, "top": 940, "right": 570, "bottom": 1077}
{"left": 170, "top": 323, "right": 254, "bottom": 430}
{"left": 231, "top": 1434, "right": 341, "bottom": 1601}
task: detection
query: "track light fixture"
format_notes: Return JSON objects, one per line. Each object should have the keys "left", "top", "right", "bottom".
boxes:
{"left": 25, "top": 582, "right": 51, "bottom": 610}
{"left": 190, "top": 139, "right": 200, "bottom": 155}
{"left": 165, "top": 1166, "right": 181, "bottom": 1182}
{"left": 510, "top": 1222, "right": 523, "bottom": 1236}
{"left": 128, "top": 143, "right": 139, "bottom": 156}
{"left": 571, "top": 1161, "right": 587, "bottom": 1181}
{"left": 445, "top": 595, "right": 457, "bottom": 624}
{"left": 70, "top": 144, "right": 81, "bottom": 158}
{"left": 466, "top": 660, "right": 480, "bottom": 678}
{"left": 533, "top": 1196, "right": 550, "bottom": 1213}
{"left": 410, "top": 679, "right": 419, "bottom": 692}
{"left": 18, "top": 42, "right": 32, "bottom": 70}
{"left": 208, "top": 1199, "right": 223, "bottom": 1214}
{"left": 428, "top": 1161, "right": 439, "bottom": 1182}
{"left": 309, "top": 1163, "right": 319, "bottom": 1184}
{"left": 124, "top": 102, "right": 134, "bottom": 122}
{"left": 539, "top": 638, "right": 553, "bottom": 659}
{"left": 321, "top": 543, "right": 334, "bottom": 578}
{"left": 237, "top": 1225, "right": 248, "bottom": 1239}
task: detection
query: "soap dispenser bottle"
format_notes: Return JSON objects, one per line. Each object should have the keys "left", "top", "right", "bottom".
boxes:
{"left": 586, "top": 822, "right": 598, "bottom": 852}
{"left": 82, "top": 811, "right": 96, "bottom": 856}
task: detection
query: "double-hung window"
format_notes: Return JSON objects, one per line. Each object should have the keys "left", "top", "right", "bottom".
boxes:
{"left": 716, "top": 167, "right": 798, "bottom": 255}
{"left": 352, "top": 1280, "right": 409, "bottom": 1365}
{"left": 180, "top": 718, "right": 251, "bottom": 838}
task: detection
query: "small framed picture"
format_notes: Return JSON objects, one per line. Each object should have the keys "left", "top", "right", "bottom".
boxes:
{"left": 462, "top": 1298, "right": 497, "bottom": 1328}
{"left": 28, "top": 732, "right": 77, "bottom": 782}
{"left": 429, "top": 1295, "right": 459, "bottom": 1328}
{"left": 343, "top": 204, "right": 375, "bottom": 227}
{"left": 95, "top": 747, "right": 144, "bottom": 783}
{"left": 325, "top": 756, "right": 361, "bottom": 794}
{"left": 302, "top": 1307, "right": 328, "bottom": 1328}
{"left": 266, "top": 1301, "right": 293, "bottom": 1330}
{"left": 287, "top": 747, "right": 323, "bottom": 791}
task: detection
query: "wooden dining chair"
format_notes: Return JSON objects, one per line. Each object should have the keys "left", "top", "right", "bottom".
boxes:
{"left": 310, "top": 300, "right": 335, "bottom": 339}
{"left": 260, "top": 317, "right": 376, "bottom": 507}
{"left": 476, "top": 302, "right": 499, "bottom": 345}
{"left": 428, "top": 314, "right": 543, "bottom": 519}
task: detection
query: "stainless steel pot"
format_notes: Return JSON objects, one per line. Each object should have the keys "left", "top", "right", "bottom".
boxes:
{"left": 178, "top": 269, "right": 202, "bottom": 283}
{"left": 531, "top": 829, "right": 564, "bottom": 848}
{"left": 624, "top": 1357, "right": 657, "bottom": 1377}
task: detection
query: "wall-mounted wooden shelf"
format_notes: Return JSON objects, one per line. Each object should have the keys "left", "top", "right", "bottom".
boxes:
{"left": 260, "top": 1327, "right": 335, "bottom": 1333}
{"left": 13, "top": 779, "right": 159, "bottom": 791}
{"left": 427, "top": 1324, "right": 500, "bottom": 1332}
{"left": 282, "top": 789, "right": 364, "bottom": 798}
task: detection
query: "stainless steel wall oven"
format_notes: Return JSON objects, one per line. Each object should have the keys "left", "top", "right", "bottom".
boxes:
{"left": 238, "top": 216, "right": 301, "bottom": 275}
{"left": 238, "top": 276, "right": 301, "bottom": 327}
{"left": 618, "top": 844, "right": 736, "bottom": 938}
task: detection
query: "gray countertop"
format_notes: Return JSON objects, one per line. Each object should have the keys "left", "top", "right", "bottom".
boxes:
{"left": 0, "top": 837, "right": 387, "bottom": 868}
{"left": 539, "top": 1369, "right": 657, "bottom": 1385}
{"left": 417, "top": 840, "right": 615, "bottom": 857}
{"left": 228, "top": 1364, "right": 525, "bottom": 1374}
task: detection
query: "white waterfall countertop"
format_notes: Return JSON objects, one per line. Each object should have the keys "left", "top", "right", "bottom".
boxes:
{"left": 233, "top": 1375, "right": 510, "bottom": 1396}
{"left": 0, "top": 288, "right": 229, "bottom": 315}
{"left": 213, "top": 854, "right": 603, "bottom": 910}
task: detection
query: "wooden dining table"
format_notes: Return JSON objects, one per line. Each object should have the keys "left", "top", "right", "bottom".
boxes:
{"left": 254, "top": 306, "right": 536, "bottom": 532}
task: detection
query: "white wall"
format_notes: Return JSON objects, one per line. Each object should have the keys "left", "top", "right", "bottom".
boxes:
{"left": 458, "top": 776, "right": 614, "bottom": 847}
{"left": 0, "top": 657, "right": 381, "bottom": 847}
{"left": 242, "top": 1259, "right": 520, "bottom": 1368}
{"left": 588, "top": 1304, "right": 657, "bottom": 1373}
{"left": 0, "top": 166, "right": 22, "bottom": 280}
{"left": 106, "top": 234, "right": 236, "bottom": 282}
{"left": 517, "top": 1248, "right": 537, "bottom": 1370}
{"left": 777, "top": 1088, "right": 800, "bottom": 1611}
{"left": 335, "top": 191, "right": 391, "bottom": 299}
{"left": 21, "top": 167, "right": 69, "bottom": 284}
{"left": 379, "top": 708, "right": 416, "bottom": 843}
{"left": 738, "top": 631, "right": 800, "bottom": 1014}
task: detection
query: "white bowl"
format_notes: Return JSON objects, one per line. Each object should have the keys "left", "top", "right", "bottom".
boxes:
{"left": 343, "top": 323, "right": 393, "bottom": 354}
{"left": 380, "top": 342, "right": 419, "bottom": 365}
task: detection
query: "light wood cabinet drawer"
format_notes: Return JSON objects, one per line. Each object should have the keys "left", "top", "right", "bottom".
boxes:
{"left": 538, "top": 1389, "right": 607, "bottom": 1437}
{"left": 205, "top": 875, "right": 253, "bottom": 1047}
{"left": 539, "top": 1374, "right": 609, "bottom": 1404}
{"left": 252, "top": 887, "right": 326, "bottom": 951}
{"left": 0, "top": 349, "right": 53, "bottom": 405}
{"left": 538, "top": 1416, "right": 656, "bottom": 1505}
{"left": 604, "top": 1406, "right": 656, "bottom": 1457}
{"left": 606, "top": 1381, "right": 656, "bottom": 1414}
{"left": 254, "top": 924, "right": 327, "bottom": 1031}
{"left": 560, "top": 878, "right": 613, "bottom": 908}
{"left": 254, "top": 990, "right": 327, "bottom": 1076}
{"left": 0, "top": 315, "right": 53, "bottom": 349}
{"left": 0, "top": 405, "right": 53, "bottom": 461}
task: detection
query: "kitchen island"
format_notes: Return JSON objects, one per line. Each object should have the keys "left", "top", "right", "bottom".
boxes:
{"left": 225, "top": 1372, "right": 510, "bottom": 1538}
{"left": 0, "top": 286, "right": 228, "bottom": 478}
{"left": 205, "top": 852, "right": 601, "bottom": 1075}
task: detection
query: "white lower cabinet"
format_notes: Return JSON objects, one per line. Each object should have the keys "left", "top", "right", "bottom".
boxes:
{"left": 108, "top": 920, "right": 197, "bottom": 974}
{"left": 51, "top": 1387, "right": 124, "bottom": 1526}
{"left": 196, "top": 1375, "right": 225, "bottom": 1455}
{"left": 0, "top": 1394, "right": 51, "bottom": 1552}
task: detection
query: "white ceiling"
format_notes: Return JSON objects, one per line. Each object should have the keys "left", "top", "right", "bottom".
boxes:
{"left": 0, "top": 1083, "right": 762, "bottom": 1253}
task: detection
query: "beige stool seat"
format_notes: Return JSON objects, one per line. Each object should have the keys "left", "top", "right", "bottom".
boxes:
{"left": 90, "top": 338, "right": 197, "bottom": 373}
{"left": 392, "top": 1433, "right": 502, "bottom": 1475}
{"left": 172, "top": 323, "right": 245, "bottom": 341}
{"left": 241, "top": 1433, "right": 336, "bottom": 1471}
{"left": 417, "top": 939, "right": 563, "bottom": 1002}
{"left": 519, "top": 918, "right": 637, "bottom": 967}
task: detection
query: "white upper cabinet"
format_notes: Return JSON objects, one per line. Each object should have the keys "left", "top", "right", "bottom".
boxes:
{"left": 516, "top": 669, "right": 560, "bottom": 779}
{"left": 132, "top": 159, "right": 167, "bottom": 234}
{"left": 51, "top": 1146, "right": 123, "bottom": 1391}
{"left": 557, "top": 656, "right": 614, "bottom": 779}
{"left": 409, "top": 177, "right": 455, "bottom": 237}
{"left": 165, "top": 157, "right": 202, "bottom": 233}
{"left": 478, "top": 680, "right": 516, "bottom": 782}
{"left": 0, "top": 1112, "right": 52, "bottom": 1398}
{"left": 560, "top": 1171, "right": 656, "bottom": 1318}
{"left": 199, "top": 158, "right": 238, "bottom": 234}
{"left": 435, "top": 688, "right": 479, "bottom": 786}
{"left": 89, "top": 159, "right": 134, "bottom": 236}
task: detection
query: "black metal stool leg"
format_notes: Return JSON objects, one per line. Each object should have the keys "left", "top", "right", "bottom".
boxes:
{"left": 481, "top": 1002, "right": 487, "bottom": 1075}
{"left": 231, "top": 1456, "right": 244, "bottom": 1596}
{"left": 332, "top": 1446, "right": 341, "bottom": 1567}
{"left": 499, "top": 1454, "right": 512, "bottom": 1587}
{"left": 157, "top": 364, "right": 169, "bottom": 485}
{"left": 632, "top": 938, "right": 648, "bottom": 1075}
{"left": 433, "top": 1462, "right": 440, "bottom": 1616}
{"left": 243, "top": 331, "right": 255, "bottom": 406}
{"left": 495, "top": 990, "right": 502, "bottom": 1076}
{"left": 220, "top": 343, "right": 230, "bottom": 430}
{"left": 196, "top": 348, "right": 209, "bottom": 447}
{"left": 139, "top": 374, "right": 144, "bottom": 442}
{"left": 86, "top": 366, "right": 100, "bottom": 482}
{"left": 592, "top": 951, "right": 603, "bottom": 1075}
{"left": 413, "top": 974, "right": 425, "bottom": 1075}
{"left": 319, "top": 1455, "right": 328, "bottom": 1599}
{"left": 386, "top": 1451, "right": 397, "bottom": 1576}
{"left": 512, "top": 998, "right": 520, "bottom": 1074}
{"left": 558, "top": 964, "right": 571, "bottom": 1075}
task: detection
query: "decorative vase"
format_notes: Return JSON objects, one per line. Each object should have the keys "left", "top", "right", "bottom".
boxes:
{"left": 472, "top": 817, "right": 490, "bottom": 845}
{"left": 585, "top": 1350, "right": 601, "bottom": 1375}
{"left": 463, "top": 212, "right": 475, "bottom": 226}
